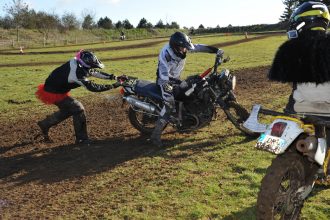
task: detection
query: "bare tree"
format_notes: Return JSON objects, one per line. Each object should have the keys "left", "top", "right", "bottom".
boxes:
{"left": 82, "top": 14, "right": 95, "bottom": 29}
{"left": 61, "top": 12, "right": 80, "bottom": 30}
{"left": 81, "top": 9, "right": 96, "bottom": 29}
{"left": 4, "top": 0, "right": 29, "bottom": 28}
{"left": 0, "top": 15, "right": 15, "bottom": 29}
{"left": 36, "top": 12, "right": 59, "bottom": 43}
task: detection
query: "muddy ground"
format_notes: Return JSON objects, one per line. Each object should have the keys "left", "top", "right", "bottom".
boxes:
{"left": 0, "top": 65, "right": 292, "bottom": 217}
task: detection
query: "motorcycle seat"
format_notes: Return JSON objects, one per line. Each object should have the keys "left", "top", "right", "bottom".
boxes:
{"left": 134, "top": 80, "right": 162, "bottom": 100}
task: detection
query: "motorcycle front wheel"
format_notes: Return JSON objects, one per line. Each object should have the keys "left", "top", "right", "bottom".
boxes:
{"left": 223, "top": 101, "right": 258, "bottom": 137}
{"left": 256, "top": 152, "right": 318, "bottom": 220}
{"left": 128, "top": 106, "right": 158, "bottom": 135}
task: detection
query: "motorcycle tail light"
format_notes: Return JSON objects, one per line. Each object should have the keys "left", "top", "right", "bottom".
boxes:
{"left": 119, "top": 87, "right": 125, "bottom": 95}
{"left": 271, "top": 122, "right": 287, "bottom": 137}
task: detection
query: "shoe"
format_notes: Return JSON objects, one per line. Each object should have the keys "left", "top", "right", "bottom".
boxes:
{"left": 149, "top": 118, "right": 167, "bottom": 148}
{"left": 75, "top": 139, "right": 92, "bottom": 146}
{"left": 150, "top": 135, "right": 163, "bottom": 148}
{"left": 37, "top": 121, "right": 51, "bottom": 142}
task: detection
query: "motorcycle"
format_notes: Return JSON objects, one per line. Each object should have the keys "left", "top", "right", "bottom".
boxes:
{"left": 243, "top": 104, "right": 330, "bottom": 219}
{"left": 119, "top": 53, "right": 255, "bottom": 136}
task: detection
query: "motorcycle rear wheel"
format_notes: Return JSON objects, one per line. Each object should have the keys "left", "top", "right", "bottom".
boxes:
{"left": 223, "top": 101, "right": 258, "bottom": 137}
{"left": 256, "top": 152, "right": 318, "bottom": 220}
{"left": 128, "top": 106, "right": 158, "bottom": 135}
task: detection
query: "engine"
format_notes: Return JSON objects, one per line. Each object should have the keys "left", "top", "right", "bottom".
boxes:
{"left": 179, "top": 86, "right": 215, "bottom": 130}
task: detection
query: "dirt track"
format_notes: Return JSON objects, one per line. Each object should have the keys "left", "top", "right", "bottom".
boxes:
{"left": 0, "top": 35, "right": 277, "bottom": 68}
{"left": 0, "top": 65, "right": 293, "bottom": 218}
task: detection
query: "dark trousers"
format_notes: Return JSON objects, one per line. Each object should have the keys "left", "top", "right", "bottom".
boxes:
{"left": 39, "top": 96, "right": 88, "bottom": 141}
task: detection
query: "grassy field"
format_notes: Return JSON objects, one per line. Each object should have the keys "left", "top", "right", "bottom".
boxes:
{"left": 0, "top": 34, "right": 285, "bottom": 117}
{"left": 1, "top": 33, "right": 330, "bottom": 219}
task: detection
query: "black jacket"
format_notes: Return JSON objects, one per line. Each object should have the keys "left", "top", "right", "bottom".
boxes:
{"left": 269, "top": 33, "right": 330, "bottom": 115}
{"left": 44, "top": 59, "right": 115, "bottom": 94}
{"left": 268, "top": 33, "right": 330, "bottom": 83}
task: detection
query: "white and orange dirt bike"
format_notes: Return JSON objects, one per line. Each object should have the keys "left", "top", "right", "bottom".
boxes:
{"left": 244, "top": 104, "right": 330, "bottom": 220}
{"left": 119, "top": 54, "right": 256, "bottom": 136}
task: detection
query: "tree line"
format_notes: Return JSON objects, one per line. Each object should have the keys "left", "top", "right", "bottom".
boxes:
{"left": 2, "top": 0, "right": 330, "bottom": 41}
{"left": 0, "top": 1, "right": 180, "bottom": 38}
{"left": 280, "top": 0, "right": 330, "bottom": 23}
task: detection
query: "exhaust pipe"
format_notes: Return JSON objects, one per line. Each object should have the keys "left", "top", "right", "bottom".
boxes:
{"left": 123, "top": 96, "right": 158, "bottom": 114}
{"left": 296, "top": 136, "right": 317, "bottom": 159}
{"left": 296, "top": 136, "right": 317, "bottom": 153}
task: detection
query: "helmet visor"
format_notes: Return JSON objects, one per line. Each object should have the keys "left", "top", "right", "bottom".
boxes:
{"left": 184, "top": 38, "right": 195, "bottom": 50}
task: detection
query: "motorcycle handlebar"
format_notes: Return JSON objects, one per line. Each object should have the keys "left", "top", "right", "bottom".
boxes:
{"left": 117, "top": 75, "right": 138, "bottom": 87}
{"left": 213, "top": 54, "right": 230, "bottom": 75}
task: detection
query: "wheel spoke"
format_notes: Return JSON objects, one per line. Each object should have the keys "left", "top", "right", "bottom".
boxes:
{"left": 273, "top": 169, "right": 302, "bottom": 218}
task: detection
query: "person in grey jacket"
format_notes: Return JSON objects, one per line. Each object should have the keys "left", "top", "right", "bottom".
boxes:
{"left": 151, "top": 31, "right": 223, "bottom": 147}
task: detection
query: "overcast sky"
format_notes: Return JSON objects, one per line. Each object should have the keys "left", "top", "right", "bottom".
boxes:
{"left": 0, "top": 0, "right": 285, "bottom": 28}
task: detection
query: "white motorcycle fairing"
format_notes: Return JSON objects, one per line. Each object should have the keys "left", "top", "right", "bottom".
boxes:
{"left": 256, "top": 119, "right": 304, "bottom": 155}
{"left": 243, "top": 104, "right": 327, "bottom": 165}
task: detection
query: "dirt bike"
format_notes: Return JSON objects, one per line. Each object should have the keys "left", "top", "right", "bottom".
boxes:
{"left": 119, "top": 53, "right": 255, "bottom": 136}
{"left": 243, "top": 104, "right": 330, "bottom": 220}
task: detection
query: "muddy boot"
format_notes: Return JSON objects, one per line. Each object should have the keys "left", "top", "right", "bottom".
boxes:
{"left": 37, "top": 111, "right": 68, "bottom": 142}
{"left": 37, "top": 120, "right": 51, "bottom": 142}
{"left": 73, "top": 111, "right": 89, "bottom": 145}
{"left": 150, "top": 118, "right": 167, "bottom": 147}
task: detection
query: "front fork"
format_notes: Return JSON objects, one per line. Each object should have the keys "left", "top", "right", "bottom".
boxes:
{"left": 216, "top": 91, "right": 237, "bottom": 109}
{"left": 324, "top": 149, "right": 330, "bottom": 176}
{"left": 315, "top": 125, "right": 330, "bottom": 175}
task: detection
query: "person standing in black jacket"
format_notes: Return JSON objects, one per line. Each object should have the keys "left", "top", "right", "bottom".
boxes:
{"left": 268, "top": 1, "right": 330, "bottom": 179}
{"left": 36, "top": 49, "right": 122, "bottom": 144}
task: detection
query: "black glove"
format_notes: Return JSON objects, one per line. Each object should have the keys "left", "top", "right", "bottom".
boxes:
{"left": 216, "top": 49, "right": 224, "bottom": 57}
{"left": 112, "top": 81, "right": 122, "bottom": 88}
{"left": 109, "top": 74, "right": 117, "bottom": 80}
{"left": 117, "top": 74, "right": 129, "bottom": 82}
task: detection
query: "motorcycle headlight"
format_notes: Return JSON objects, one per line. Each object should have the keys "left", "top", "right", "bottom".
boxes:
{"left": 219, "top": 69, "right": 236, "bottom": 91}
{"left": 231, "top": 75, "right": 236, "bottom": 91}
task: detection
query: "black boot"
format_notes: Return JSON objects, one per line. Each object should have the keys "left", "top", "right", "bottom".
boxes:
{"left": 37, "top": 111, "right": 69, "bottom": 142}
{"left": 37, "top": 120, "right": 51, "bottom": 142}
{"left": 150, "top": 118, "right": 167, "bottom": 147}
{"left": 73, "top": 111, "right": 89, "bottom": 145}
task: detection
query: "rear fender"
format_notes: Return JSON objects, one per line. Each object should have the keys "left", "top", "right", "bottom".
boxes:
{"left": 256, "top": 119, "right": 304, "bottom": 154}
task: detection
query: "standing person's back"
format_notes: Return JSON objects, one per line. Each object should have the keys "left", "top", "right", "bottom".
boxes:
{"left": 268, "top": 1, "right": 330, "bottom": 176}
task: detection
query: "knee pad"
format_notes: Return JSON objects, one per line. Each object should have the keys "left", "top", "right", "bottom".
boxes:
{"left": 70, "top": 99, "right": 85, "bottom": 115}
